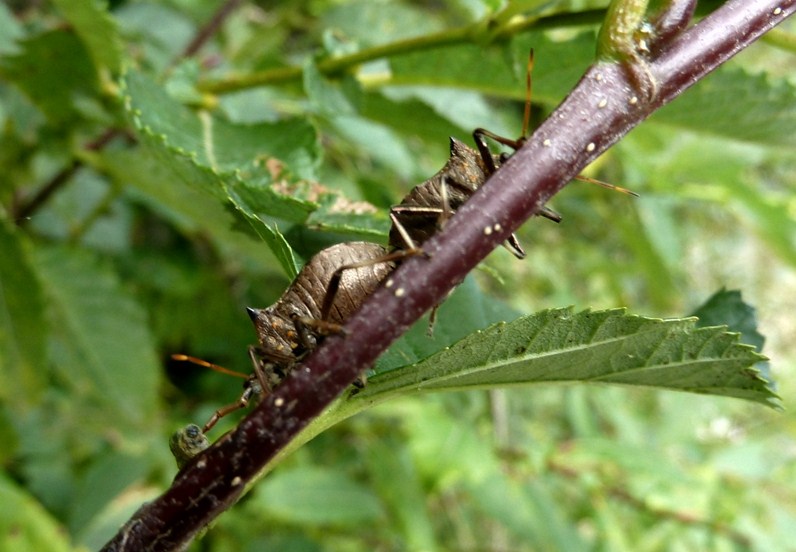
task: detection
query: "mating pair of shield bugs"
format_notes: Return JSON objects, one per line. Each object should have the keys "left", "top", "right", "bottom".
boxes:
{"left": 170, "top": 50, "right": 635, "bottom": 464}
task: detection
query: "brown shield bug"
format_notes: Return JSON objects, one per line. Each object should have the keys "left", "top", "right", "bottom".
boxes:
{"left": 175, "top": 241, "right": 397, "bottom": 433}
{"left": 389, "top": 50, "right": 635, "bottom": 257}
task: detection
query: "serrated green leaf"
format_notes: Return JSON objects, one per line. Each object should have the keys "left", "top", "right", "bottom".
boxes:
{"left": 375, "top": 275, "right": 519, "bottom": 373}
{"left": 0, "top": 473, "right": 74, "bottom": 552}
{"left": 254, "top": 466, "right": 384, "bottom": 526}
{"left": 122, "top": 70, "right": 321, "bottom": 273}
{"left": 0, "top": 222, "right": 47, "bottom": 407}
{"left": 34, "top": 246, "right": 159, "bottom": 428}
{"left": 222, "top": 180, "right": 304, "bottom": 277}
{"left": 271, "top": 278, "right": 521, "bottom": 461}
{"left": 361, "top": 308, "right": 777, "bottom": 407}
{"left": 51, "top": 0, "right": 123, "bottom": 73}
{"left": 221, "top": 175, "right": 313, "bottom": 227}
{"left": 0, "top": 29, "right": 98, "bottom": 123}
{"left": 123, "top": 70, "right": 320, "bottom": 178}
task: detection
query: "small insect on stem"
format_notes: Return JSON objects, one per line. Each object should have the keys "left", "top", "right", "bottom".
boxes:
{"left": 169, "top": 423, "right": 210, "bottom": 469}
{"left": 173, "top": 242, "right": 397, "bottom": 442}
{"left": 387, "top": 48, "right": 637, "bottom": 332}
{"left": 473, "top": 50, "right": 638, "bottom": 198}
{"left": 388, "top": 49, "right": 637, "bottom": 263}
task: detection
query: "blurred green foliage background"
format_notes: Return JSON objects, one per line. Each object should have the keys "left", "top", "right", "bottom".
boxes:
{"left": 0, "top": 0, "right": 795, "bottom": 550}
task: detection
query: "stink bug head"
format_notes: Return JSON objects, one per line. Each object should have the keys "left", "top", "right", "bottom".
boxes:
{"left": 246, "top": 307, "right": 305, "bottom": 362}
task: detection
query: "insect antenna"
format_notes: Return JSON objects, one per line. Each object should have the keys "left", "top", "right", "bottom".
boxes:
{"left": 520, "top": 49, "right": 639, "bottom": 199}
{"left": 171, "top": 354, "right": 250, "bottom": 380}
{"left": 521, "top": 48, "right": 534, "bottom": 140}
{"left": 574, "top": 175, "right": 639, "bottom": 197}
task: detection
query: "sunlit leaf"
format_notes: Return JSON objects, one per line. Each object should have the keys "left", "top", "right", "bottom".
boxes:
{"left": 253, "top": 467, "right": 384, "bottom": 526}
{"left": 0, "top": 3, "right": 23, "bottom": 55}
{"left": 655, "top": 69, "right": 796, "bottom": 145}
{"left": 365, "top": 436, "right": 437, "bottom": 551}
{"left": 0, "top": 474, "right": 74, "bottom": 552}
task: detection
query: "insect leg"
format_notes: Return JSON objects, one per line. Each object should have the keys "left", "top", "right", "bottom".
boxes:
{"left": 202, "top": 381, "right": 258, "bottom": 433}
{"left": 388, "top": 209, "right": 421, "bottom": 253}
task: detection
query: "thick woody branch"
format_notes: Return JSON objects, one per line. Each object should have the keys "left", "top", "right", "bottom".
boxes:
{"left": 101, "top": 1, "right": 795, "bottom": 550}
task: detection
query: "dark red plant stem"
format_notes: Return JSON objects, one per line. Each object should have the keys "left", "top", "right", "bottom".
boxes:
{"left": 13, "top": 160, "right": 80, "bottom": 224}
{"left": 179, "top": 0, "right": 243, "bottom": 59}
{"left": 13, "top": 129, "right": 123, "bottom": 224}
{"left": 101, "top": 0, "right": 794, "bottom": 550}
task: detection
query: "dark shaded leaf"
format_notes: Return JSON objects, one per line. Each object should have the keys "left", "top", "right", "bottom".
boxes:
{"left": 0, "top": 30, "right": 98, "bottom": 123}
{"left": 0, "top": 222, "right": 47, "bottom": 407}
{"left": 51, "top": 0, "right": 124, "bottom": 73}
{"left": 34, "top": 246, "right": 160, "bottom": 429}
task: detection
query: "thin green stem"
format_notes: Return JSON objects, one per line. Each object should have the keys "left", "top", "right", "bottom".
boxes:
{"left": 197, "top": 9, "right": 605, "bottom": 94}
{"left": 762, "top": 27, "right": 796, "bottom": 51}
